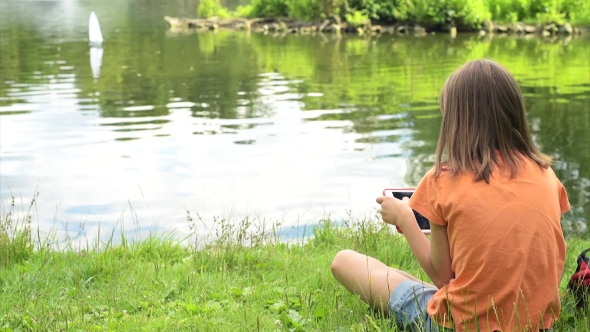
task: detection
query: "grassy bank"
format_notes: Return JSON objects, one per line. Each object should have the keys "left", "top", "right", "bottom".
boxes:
{"left": 197, "top": 0, "right": 590, "bottom": 29}
{"left": 1, "top": 205, "right": 589, "bottom": 331}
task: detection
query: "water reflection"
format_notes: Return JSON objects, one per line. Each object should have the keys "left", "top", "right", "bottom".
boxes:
{"left": 0, "top": 0, "right": 588, "bottom": 241}
{"left": 89, "top": 46, "right": 103, "bottom": 79}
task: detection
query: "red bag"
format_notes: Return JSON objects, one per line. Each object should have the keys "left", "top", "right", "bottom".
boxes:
{"left": 567, "top": 248, "right": 590, "bottom": 309}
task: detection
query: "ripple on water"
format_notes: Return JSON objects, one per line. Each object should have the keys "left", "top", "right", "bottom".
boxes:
{"left": 122, "top": 105, "right": 155, "bottom": 112}
{"left": 166, "top": 101, "right": 196, "bottom": 108}
{"left": 99, "top": 119, "right": 171, "bottom": 127}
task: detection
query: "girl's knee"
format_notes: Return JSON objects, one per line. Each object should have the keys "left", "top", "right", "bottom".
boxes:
{"left": 331, "top": 249, "right": 359, "bottom": 274}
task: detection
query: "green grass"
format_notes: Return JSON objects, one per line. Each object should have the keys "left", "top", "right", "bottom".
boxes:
{"left": 0, "top": 200, "right": 589, "bottom": 331}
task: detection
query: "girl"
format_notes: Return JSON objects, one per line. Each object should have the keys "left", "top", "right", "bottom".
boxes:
{"left": 331, "top": 60, "right": 570, "bottom": 332}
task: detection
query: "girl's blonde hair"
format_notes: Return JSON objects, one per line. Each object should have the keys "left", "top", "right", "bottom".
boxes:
{"left": 435, "top": 59, "right": 552, "bottom": 183}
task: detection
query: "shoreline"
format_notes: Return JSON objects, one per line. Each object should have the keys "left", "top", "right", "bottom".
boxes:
{"left": 164, "top": 15, "right": 589, "bottom": 37}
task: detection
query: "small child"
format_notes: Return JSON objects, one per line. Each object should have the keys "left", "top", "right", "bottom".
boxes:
{"left": 331, "top": 59, "right": 569, "bottom": 332}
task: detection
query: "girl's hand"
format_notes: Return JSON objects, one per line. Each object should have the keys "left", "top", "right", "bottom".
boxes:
{"left": 375, "top": 196, "right": 415, "bottom": 230}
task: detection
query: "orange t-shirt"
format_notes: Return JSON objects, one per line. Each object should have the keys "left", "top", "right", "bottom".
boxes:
{"left": 408, "top": 159, "right": 570, "bottom": 332}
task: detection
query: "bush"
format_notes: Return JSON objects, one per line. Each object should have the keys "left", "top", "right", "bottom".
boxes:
{"left": 249, "top": 0, "right": 290, "bottom": 18}
{"left": 287, "top": 0, "right": 324, "bottom": 20}
{"left": 407, "top": 0, "right": 490, "bottom": 26}
{"left": 487, "top": 0, "right": 530, "bottom": 23}
{"left": 249, "top": 0, "right": 347, "bottom": 20}
{"left": 346, "top": 0, "right": 490, "bottom": 28}
{"left": 375, "top": 0, "right": 588, "bottom": 27}
{"left": 347, "top": 0, "right": 402, "bottom": 21}
{"left": 565, "top": 0, "right": 590, "bottom": 24}
{"left": 345, "top": 10, "right": 370, "bottom": 27}
{"left": 235, "top": 4, "right": 255, "bottom": 18}
{"left": 486, "top": 0, "right": 590, "bottom": 24}
{"left": 203, "top": 0, "right": 589, "bottom": 26}
{"left": 198, "top": 0, "right": 232, "bottom": 19}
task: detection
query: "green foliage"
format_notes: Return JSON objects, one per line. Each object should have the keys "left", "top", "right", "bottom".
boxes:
{"left": 248, "top": 0, "right": 348, "bottom": 20}
{"left": 352, "top": 0, "right": 491, "bottom": 27}
{"left": 217, "top": 7, "right": 233, "bottom": 19}
{"left": 565, "top": 0, "right": 590, "bottom": 24}
{"left": 486, "top": 0, "right": 590, "bottom": 24}
{"left": 286, "top": 0, "right": 325, "bottom": 21}
{"left": 410, "top": 0, "right": 491, "bottom": 26}
{"left": 242, "top": 0, "right": 589, "bottom": 27}
{"left": 487, "top": 0, "right": 530, "bottom": 23}
{"left": 249, "top": 0, "right": 290, "bottom": 18}
{"left": 345, "top": 10, "right": 370, "bottom": 27}
{"left": 198, "top": 0, "right": 231, "bottom": 18}
{"left": 247, "top": 0, "right": 494, "bottom": 28}
{"left": 347, "top": 0, "right": 394, "bottom": 21}
{"left": 235, "top": 4, "right": 255, "bottom": 18}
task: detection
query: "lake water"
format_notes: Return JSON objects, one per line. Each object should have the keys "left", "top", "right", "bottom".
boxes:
{"left": 1, "top": 0, "right": 589, "bottom": 241}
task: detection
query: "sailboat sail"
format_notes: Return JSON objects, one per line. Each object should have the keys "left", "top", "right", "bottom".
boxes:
{"left": 89, "top": 11, "right": 103, "bottom": 44}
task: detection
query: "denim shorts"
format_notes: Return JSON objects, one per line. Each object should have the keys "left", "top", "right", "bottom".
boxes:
{"left": 388, "top": 281, "right": 555, "bottom": 332}
{"left": 388, "top": 280, "right": 446, "bottom": 332}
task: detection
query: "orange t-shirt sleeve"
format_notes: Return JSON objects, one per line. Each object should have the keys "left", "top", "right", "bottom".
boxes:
{"left": 559, "top": 181, "right": 570, "bottom": 214}
{"left": 408, "top": 168, "right": 446, "bottom": 226}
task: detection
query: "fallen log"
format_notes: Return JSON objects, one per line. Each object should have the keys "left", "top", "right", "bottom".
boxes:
{"left": 164, "top": 16, "right": 589, "bottom": 37}
{"left": 164, "top": 16, "right": 366, "bottom": 34}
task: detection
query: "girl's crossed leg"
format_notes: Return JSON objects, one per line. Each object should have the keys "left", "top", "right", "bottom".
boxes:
{"left": 330, "top": 249, "right": 436, "bottom": 314}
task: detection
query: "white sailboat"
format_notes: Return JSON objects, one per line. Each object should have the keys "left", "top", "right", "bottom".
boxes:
{"left": 88, "top": 11, "right": 103, "bottom": 80}
{"left": 89, "top": 11, "right": 103, "bottom": 45}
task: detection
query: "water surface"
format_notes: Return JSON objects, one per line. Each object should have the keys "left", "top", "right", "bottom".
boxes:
{"left": 1, "top": 0, "right": 589, "bottom": 240}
